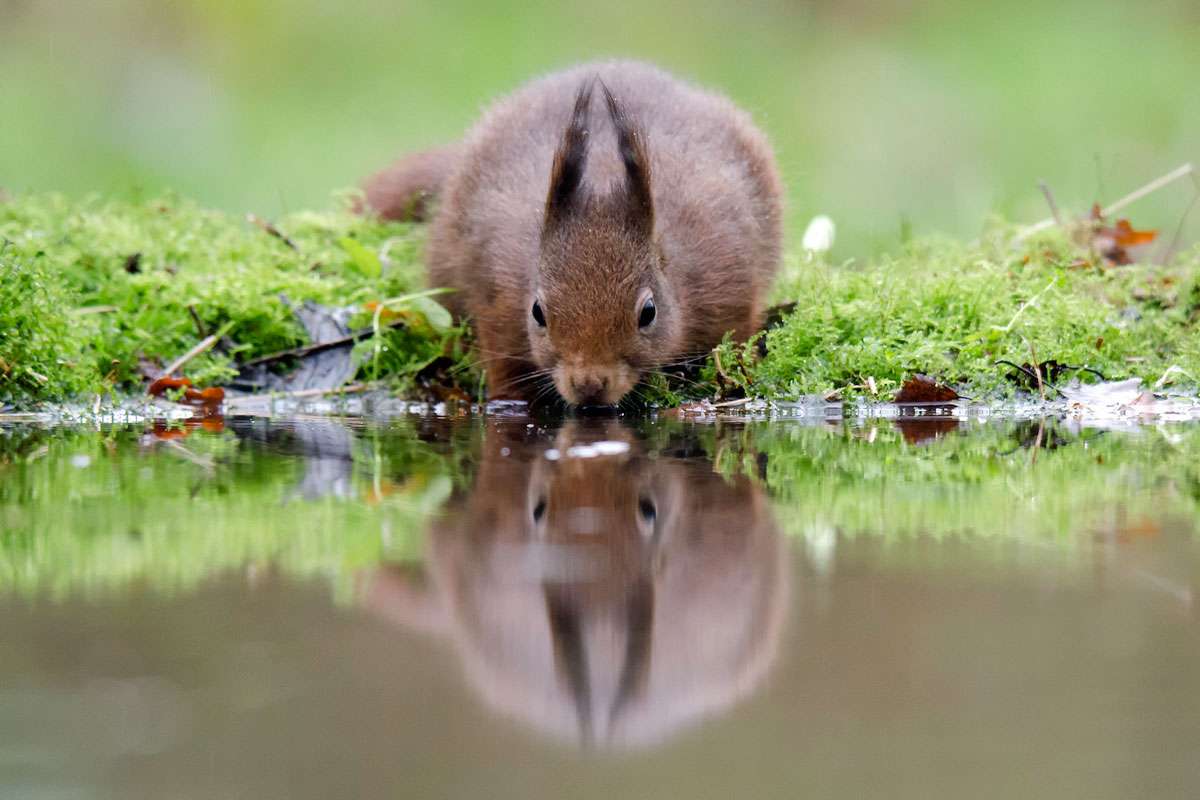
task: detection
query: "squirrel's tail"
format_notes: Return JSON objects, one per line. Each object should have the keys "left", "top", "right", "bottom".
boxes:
{"left": 359, "top": 143, "right": 463, "bottom": 222}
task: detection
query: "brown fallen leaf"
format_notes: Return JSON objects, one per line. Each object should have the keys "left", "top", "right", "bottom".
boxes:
{"left": 1111, "top": 219, "right": 1158, "bottom": 248}
{"left": 147, "top": 376, "right": 192, "bottom": 396}
{"left": 1088, "top": 204, "right": 1158, "bottom": 266}
{"left": 894, "top": 375, "right": 960, "bottom": 404}
{"left": 183, "top": 386, "right": 225, "bottom": 407}
{"left": 147, "top": 376, "right": 224, "bottom": 408}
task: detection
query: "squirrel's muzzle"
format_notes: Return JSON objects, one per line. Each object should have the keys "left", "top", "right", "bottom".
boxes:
{"left": 556, "top": 363, "right": 637, "bottom": 407}
{"left": 572, "top": 376, "right": 608, "bottom": 405}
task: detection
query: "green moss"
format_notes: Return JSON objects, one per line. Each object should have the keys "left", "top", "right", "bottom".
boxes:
{"left": 2, "top": 192, "right": 1198, "bottom": 408}
{"left": 0, "top": 193, "right": 468, "bottom": 404}
{"left": 719, "top": 231, "right": 1200, "bottom": 400}
{"left": 0, "top": 250, "right": 99, "bottom": 406}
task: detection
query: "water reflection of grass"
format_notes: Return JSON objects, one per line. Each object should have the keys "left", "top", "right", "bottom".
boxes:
{"left": 2, "top": 418, "right": 1197, "bottom": 599}
{"left": 722, "top": 419, "right": 1200, "bottom": 543}
{"left": 0, "top": 423, "right": 452, "bottom": 599}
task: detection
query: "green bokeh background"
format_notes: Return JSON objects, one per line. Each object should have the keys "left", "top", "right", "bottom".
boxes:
{"left": 1, "top": 0, "right": 1197, "bottom": 253}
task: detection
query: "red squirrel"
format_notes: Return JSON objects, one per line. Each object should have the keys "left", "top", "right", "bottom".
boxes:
{"left": 362, "top": 61, "right": 783, "bottom": 406}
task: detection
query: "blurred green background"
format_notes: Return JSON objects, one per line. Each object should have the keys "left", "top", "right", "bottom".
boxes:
{"left": 1, "top": 0, "right": 1197, "bottom": 254}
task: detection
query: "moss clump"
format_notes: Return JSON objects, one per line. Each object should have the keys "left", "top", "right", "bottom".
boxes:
{"left": 0, "top": 193, "right": 468, "bottom": 405}
{"left": 3, "top": 417, "right": 1199, "bottom": 598}
{"left": 0, "top": 250, "right": 98, "bottom": 406}
{"left": 712, "top": 233, "right": 1200, "bottom": 400}
{"left": 2, "top": 192, "right": 1198, "bottom": 408}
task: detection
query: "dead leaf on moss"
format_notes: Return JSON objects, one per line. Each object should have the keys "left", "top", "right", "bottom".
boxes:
{"left": 185, "top": 386, "right": 225, "bottom": 406}
{"left": 894, "top": 375, "right": 959, "bottom": 404}
{"left": 147, "top": 376, "right": 225, "bottom": 409}
{"left": 147, "top": 376, "right": 192, "bottom": 396}
{"left": 231, "top": 298, "right": 357, "bottom": 393}
{"left": 1087, "top": 204, "right": 1158, "bottom": 265}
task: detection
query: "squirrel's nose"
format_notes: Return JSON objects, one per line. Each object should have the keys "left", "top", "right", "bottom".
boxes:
{"left": 571, "top": 376, "right": 609, "bottom": 405}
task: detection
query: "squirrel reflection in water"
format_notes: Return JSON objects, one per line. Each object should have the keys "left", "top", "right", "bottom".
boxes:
{"left": 360, "top": 419, "right": 789, "bottom": 750}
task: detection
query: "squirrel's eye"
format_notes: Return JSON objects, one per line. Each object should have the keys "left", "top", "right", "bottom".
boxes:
{"left": 638, "top": 296, "right": 656, "bottom": 328}
{"left": 638, "top": 496, "right": 657, "bottom": 523}
{"left": 531, "top": 299, "right": 546, "bottom": 327}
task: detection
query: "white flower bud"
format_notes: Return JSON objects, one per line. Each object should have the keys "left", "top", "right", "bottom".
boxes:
{"left": 802, "top": 214, "right": 836, "bottom": 254}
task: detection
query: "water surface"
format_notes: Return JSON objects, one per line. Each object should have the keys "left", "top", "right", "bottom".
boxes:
{"left": 2, "top": 414, "right": 1199, "bottom": 798}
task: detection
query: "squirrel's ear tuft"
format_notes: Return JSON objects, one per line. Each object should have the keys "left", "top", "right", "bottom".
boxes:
{"left": 545, "top": 79, "right": 595, "bottom": 229}
{"left": 601, "top": 81, "right": 654, "bottom": 237}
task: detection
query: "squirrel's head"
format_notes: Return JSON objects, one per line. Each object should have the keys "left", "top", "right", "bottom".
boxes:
{"left": 529, "top": 80, "right": 683, "bottom": 407}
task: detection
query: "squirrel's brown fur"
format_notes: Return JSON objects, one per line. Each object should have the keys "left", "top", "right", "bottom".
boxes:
{"left": 363, "top": 61, "right": 783, "bottom": 405}
{"left": 361, "top": 143, "right": 463, "bottom": 222}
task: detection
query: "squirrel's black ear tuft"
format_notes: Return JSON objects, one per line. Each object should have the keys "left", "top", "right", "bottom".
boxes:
{"left": 545, "top": 79, "right": 595, "bottom": 228}
{"left": 600, "top": 80, "right": 654, "bottom": 236}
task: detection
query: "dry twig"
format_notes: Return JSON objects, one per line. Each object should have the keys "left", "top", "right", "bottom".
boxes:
{"left": 1017, "top": 163, "right": 1195, "bottom": 241}
{"left": 159, "top": 334, "right": 219, "bottom": 378}
{"left": 246, "top": 213, "right": 298, "bottom": 250}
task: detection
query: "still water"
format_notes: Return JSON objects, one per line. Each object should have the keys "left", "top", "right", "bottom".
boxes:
{"left": 2, "top": 413, "right": 1199, "bottom": 798}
